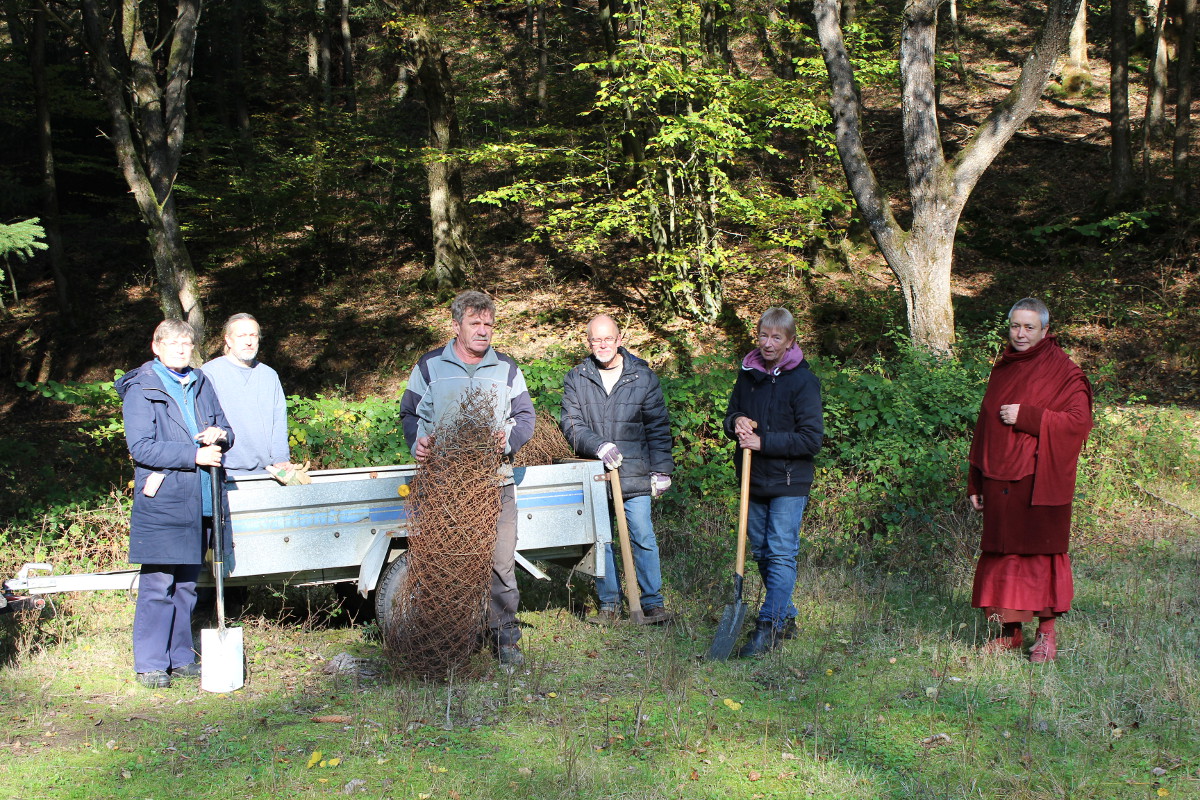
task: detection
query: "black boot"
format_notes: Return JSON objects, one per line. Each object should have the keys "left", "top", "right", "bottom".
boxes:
{"left": 736, "top": 621, "right": 782, "bottom": 658}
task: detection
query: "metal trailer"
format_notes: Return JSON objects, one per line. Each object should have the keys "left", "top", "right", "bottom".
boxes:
{"left": 4, "top": 461, "right": 612, "bottom": 619}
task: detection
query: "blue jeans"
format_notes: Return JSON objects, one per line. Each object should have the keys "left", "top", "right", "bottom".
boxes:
{"left": 746, "top": 494, "right": 808, "bottom": 628}
{"left": 597, "top": 495, "right": 665, "bottom": 610}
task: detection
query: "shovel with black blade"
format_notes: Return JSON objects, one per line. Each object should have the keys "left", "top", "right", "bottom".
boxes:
{"left": 707, "top": 444, "right": 753, "bottom": 661}
{"left": 201, "top": 465, "right": 244, "bottom": 692}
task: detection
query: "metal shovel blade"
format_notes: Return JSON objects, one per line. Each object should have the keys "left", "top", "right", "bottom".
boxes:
{"left": 202, "top": 464, "right": 244, "bottom": 693}
{"left": 706, "top": 599, "right": 746, "bottom": 661}
{"left": 201, "top": 626, "right": 244, "bottom": 692}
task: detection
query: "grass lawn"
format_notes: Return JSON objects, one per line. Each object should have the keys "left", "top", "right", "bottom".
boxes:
{"left": 3, "top": 511, "right": 1199, "bottom": 800}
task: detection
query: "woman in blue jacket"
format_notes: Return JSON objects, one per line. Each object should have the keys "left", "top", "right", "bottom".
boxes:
{"left": 117, "top": 320, "right": 233, "bottom": 688}
{"left": 724, "top": 308, "right": 824, "bottom": 657}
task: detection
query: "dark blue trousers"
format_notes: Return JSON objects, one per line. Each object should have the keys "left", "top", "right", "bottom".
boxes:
{"left": 133, "top": 563, "right": 201, "bottom": 673}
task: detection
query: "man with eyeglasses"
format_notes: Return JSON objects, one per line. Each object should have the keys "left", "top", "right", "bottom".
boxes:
{"left": 560, "top": 314, "right": 675, "bottom": 626}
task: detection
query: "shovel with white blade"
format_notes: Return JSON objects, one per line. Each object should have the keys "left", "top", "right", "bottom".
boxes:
{"left": 201, "top": 465, "right": 244, "bottom": 692}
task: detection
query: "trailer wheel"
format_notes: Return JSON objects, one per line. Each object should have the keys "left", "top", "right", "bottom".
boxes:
{"left": 374, "top": 553, "right": 412, "bottom": 633}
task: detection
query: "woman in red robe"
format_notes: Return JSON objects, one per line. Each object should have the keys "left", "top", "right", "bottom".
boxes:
{"left": 968, "top": 298, "right": 1093, "bottom": 663}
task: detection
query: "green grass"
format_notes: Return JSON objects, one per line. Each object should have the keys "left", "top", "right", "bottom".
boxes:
{"left": 3, "top": 510, "right": 1200, "bottom": 800}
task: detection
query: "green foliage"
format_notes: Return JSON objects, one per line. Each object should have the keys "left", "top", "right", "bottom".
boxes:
{"left": 471, "top": 1, "right": 843, "bottom": 321}
{"left": 0, "top": 218, "right": 47, "bottom": 262}
{"left": 288, "top": 394, "right": 410, "bottom": 469}
{"left": 649, "top": 339, "right": 993, "bottom": 561}
{"left": 809, "top": 340, "right": 992, "bottom": 559}
{"left": 658, "top": 357, "right": 738, "bottom": 516}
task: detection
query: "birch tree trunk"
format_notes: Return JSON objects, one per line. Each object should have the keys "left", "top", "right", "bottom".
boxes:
{"left": 80, "top": 0, "right": 206, "bottom": 344}
{"left": 814, "top": 0, "right": 1083, "bottom": 351}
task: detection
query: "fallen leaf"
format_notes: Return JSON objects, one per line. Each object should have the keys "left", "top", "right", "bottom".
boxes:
{"left": 1157, "top": 789, "right": 1169, "bottom": 797}
{"left": 120, "top": 770, "right": 132, "bottom": 780}
{"left": 312, "top": 715, "right": 353, "bottom": 724}
{"left": 748, "top": 771, "right": 762, "bottom": 781}
{"left": 518, "top": 767, "right": 533, "bottom": 776}
{"left": 1152, "top": 768, "right": 1168, "bottom": 777}
{"left": 307, "top": 751, "right": 323, "bottom": 769}
{"left": 723, "top": 699, "right": 743, "bottom": 711}
{"left": 688, "top": 770, "right": 699, "bottom": 780}
{"left": 327, "top": 757, "right": 342, "bottom": 767}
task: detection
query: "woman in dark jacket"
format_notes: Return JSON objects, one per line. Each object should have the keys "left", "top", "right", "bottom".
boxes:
{"left": 723, "top": 308, "right": 823, "bottom": 657}
{"left": 116, "top": 320, "right": 233, "bottom": 688}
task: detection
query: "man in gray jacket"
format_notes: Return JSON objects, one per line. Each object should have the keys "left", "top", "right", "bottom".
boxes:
{"left": 400, "top": 291, "right": 535, "bottom": 666}
{"left": 561, "top": 315, "right": 675, "bottom": 625}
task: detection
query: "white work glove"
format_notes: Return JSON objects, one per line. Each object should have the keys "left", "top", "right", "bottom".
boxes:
{"left": 650, "top": 472, "right": 672, "bottom": 498}
{"left": 596, "top": 442, "right": 623, "bottom": 470}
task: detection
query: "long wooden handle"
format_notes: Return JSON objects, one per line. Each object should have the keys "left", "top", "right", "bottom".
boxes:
{"left": 734, "top": 447, "right": 751, "bottom": 585}
{"left": 609, "top": 468, "right": 644, "bottom": 621}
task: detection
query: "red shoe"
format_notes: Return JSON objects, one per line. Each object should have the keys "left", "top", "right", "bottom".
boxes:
{"left": 979, "top": 634, "right": 1022, "bottom": 655}
{"left": 1030, "top": 632, "right": 1057, "bottom": 663}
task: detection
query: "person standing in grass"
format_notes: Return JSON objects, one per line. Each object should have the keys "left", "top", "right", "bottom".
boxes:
{"left": 968, "top": 298, "right": 1093, "bottom": 663}
{"left": 723, "top": 307, "right": 824, "bottom": 658}
{"left": 117, "top": 320, "right": 233, "bottom": 688}
{"left": 400, "top": 290, "right": 535, "bottom": 668}
{"left": 560, "top": 314, "right": 676, "bottom": 626}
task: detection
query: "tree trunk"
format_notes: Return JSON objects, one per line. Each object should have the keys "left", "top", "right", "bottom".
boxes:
{"left": 1062, "top": 0, "right": 1091, "bottom": 92}
{"left": 411, "top": 15, "right": 469, "bottom": 291}
{"left": 1172, "top": 0, "right": 1197, "bottom": 203}
{"left": 1110, "top": 0, "right": 1135, "bottom": 202}
{"left": 535, "top": 0, "right": 548, "bottom": 109}
{"left": 30, "top": 5, "right": 72, "bottom": 318}
{"left": 1143, "top": 0, "right": 1169, "bottom": 140}
{"left": 318, "top": 0, "right": 333, "bottom": 107}
{"left": 340, "top": 0, "right": 357, "bottom": 113}
{"left": 700, "top": 1, "right": 736, "bottom": 70}
{"left": 814, "top": 0, "right": 1083, "bottom": 350}
{"left": 81, "top": 0, "right": 206, "bottom": 343}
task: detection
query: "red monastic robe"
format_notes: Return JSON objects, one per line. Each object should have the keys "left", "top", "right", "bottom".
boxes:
{"left": 967, "top": 335, "right": 1093, "bottom": 621}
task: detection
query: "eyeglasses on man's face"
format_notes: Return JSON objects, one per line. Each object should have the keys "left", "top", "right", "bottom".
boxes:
{"left": 588, "top": 336, "right": 618, "bottom": 346}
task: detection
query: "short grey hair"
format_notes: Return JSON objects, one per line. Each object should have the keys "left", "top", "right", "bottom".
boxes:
{"left": 1008, "top": 297, "right": 1050, "bottom": 328}
{"left": 152, "top": 319, "right": 195, "bottom": 344}
{"left": 450, "top": 290, "right": 496, "bottom": 323}
{"left": 757, "top": 307, "right": 796, "bottom": 340}
{"left": 222, "top": 312, "right": 259, "bottom": 338}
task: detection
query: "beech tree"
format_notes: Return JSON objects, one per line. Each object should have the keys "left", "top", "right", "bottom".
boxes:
{"left": 79, "top": 0, "right": 207, "bottom": 342}
{"left": 386, "top": 0, "right": 469, "bottom": 292}
{"left": 813, "top": 0, "right": 1084, "bottom": 350}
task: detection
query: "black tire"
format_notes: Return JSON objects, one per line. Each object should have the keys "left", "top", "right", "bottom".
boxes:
{"left": 374, "top": 552, "right": 411, "bottom": 634}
